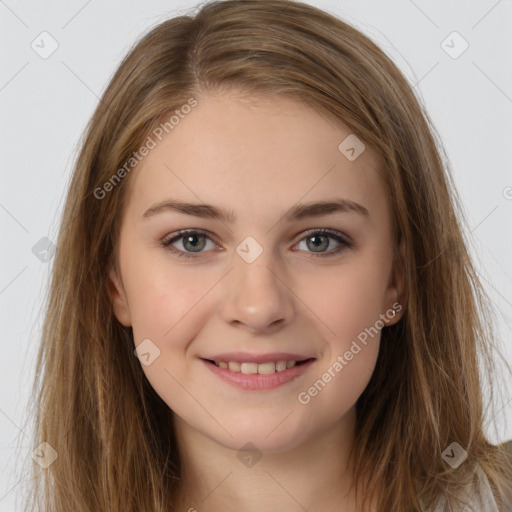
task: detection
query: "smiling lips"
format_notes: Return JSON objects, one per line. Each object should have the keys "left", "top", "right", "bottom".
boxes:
{"left": 213, "top": 359, "right": 298, "bottom": 374}
{"left": 202, "top": 352, "right": 313, "bottom": 373}
{"left": 201, "top": 352, "right": 316, "bottom": 390}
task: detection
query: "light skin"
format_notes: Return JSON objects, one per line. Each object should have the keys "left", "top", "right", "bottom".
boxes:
{"left": 108, "top": 90, "right": 405, "bottom": 511}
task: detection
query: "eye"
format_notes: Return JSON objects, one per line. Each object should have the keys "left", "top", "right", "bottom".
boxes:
{"left": 294, "top": 228, "right": 353, "bottom": 257}
{"left": 161, "top": 228, "right": 352, "bottom": 259}
{"left": 161, "top": 229, "right": 218, "bottom": 259}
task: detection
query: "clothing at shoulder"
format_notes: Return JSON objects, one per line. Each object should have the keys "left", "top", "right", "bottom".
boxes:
{"left": 421, "top": 465, "right": 498, "bottom": 512}
{"left": 422, "top": 440, "right": 512, "bottom": 512}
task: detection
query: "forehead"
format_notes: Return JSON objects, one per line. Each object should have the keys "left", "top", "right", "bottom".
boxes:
{"left": 122, "top": 91, "right": 388, "bottom": 225}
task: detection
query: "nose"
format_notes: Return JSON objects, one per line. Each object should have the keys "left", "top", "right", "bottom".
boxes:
{"left": 219, "top": 251, "right": 295, "bottom": 334}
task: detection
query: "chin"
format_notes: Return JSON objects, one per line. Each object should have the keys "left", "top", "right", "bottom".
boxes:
{"left": 207, "top": 416, "right": 308, "bottom": 454}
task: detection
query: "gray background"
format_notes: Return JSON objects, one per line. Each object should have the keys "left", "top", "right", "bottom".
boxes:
{"left": 1, "top": 1, "right": 511, "bottom": 510}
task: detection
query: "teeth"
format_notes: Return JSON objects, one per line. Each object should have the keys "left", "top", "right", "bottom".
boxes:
{"left": 214, "top": 359, "right": 300, "bottom": 374}
{"left": 228, "top": 361, "right": 241, "bottom": 372}
{"left": 275, "top": 360, "right": 287, "bottom": 371}
{"left": 240, "top": 362, "right": 258, "bottom": 374}
{"left": 257, "top": 362, "right": 275, "bottom": 374}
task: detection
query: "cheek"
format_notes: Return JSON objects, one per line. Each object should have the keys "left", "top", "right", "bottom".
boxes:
{"left": 123, "top": 261, "right": 215, "bottom": 418}
{"left": 123, "top": 253, "right": 212, "bottom": 343}
{"left": 305, "top": 259, "right": 388, "bottom": 350}
{"left": 294, "top": 268, "right": 383, "bottom": 425}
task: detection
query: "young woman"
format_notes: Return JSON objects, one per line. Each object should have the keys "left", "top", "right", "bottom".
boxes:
{"left": 26, "top": 0, "right": 512, "bottom": 510}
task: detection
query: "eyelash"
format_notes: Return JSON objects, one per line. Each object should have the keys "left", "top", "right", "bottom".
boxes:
{"left": 160, "top": 228, "right": 353, "bottom": 259}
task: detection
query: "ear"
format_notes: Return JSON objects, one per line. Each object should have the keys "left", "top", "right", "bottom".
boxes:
{"left": 383, "top": 238, "right": 407, "bottom": 326}
{"left": 107, "top": 265, "right": 132, "bottom": 327}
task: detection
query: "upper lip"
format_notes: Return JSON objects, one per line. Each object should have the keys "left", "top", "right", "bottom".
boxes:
{"left": 200, "top": 352, "right": 315, "bottom": 363}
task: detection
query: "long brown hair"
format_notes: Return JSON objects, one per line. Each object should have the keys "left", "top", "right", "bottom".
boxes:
{"left": 23, "top": 0, "right": 512, "bottom": 510}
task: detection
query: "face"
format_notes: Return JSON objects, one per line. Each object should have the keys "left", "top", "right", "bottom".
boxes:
{"left": 108, "top": 91, "right": 404, "bottom": 453}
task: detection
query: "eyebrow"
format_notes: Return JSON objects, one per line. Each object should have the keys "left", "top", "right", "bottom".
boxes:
{"left": 142, "top": 197, "right": 369, "bottom": 223}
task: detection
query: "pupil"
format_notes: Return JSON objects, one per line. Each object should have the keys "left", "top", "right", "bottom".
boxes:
{"left": 308, "top": 235, "right": 328, "bottom": 252}
{"left": 185, "top": 235, "right": 205, "bottom": 252}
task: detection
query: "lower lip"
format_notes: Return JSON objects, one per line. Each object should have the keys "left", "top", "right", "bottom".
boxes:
{"left": 202, "top": 359, "right": 315, "bottom": 390}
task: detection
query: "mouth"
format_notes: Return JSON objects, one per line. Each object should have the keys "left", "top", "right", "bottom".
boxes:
{"left": 200, "top": 355, "right": 316, "bottom": 390}
{"left": 202, "top": 358, "right": 314, "bottom": 374}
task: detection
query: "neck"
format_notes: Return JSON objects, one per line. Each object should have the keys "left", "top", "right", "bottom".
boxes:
{"left": 172, "top": 407, "right": 365, "bottom": 512}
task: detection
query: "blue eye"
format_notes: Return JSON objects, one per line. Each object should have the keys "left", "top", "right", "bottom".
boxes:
{"left": 161, "top": 229, "right": 352, "bottom": 259}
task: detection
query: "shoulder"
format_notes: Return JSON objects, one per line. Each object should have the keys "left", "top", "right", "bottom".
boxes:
{"left": 422, "top": 454, "right": 510, "bottom": 512}
{"left": 472, "top": 463, "right": 501, "bottom": 512}
{"left": 455, "top": 441, "right": 512, "bottom": 512}
{"left": 422, "top": 442, "right": 512, "bottom": 512}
